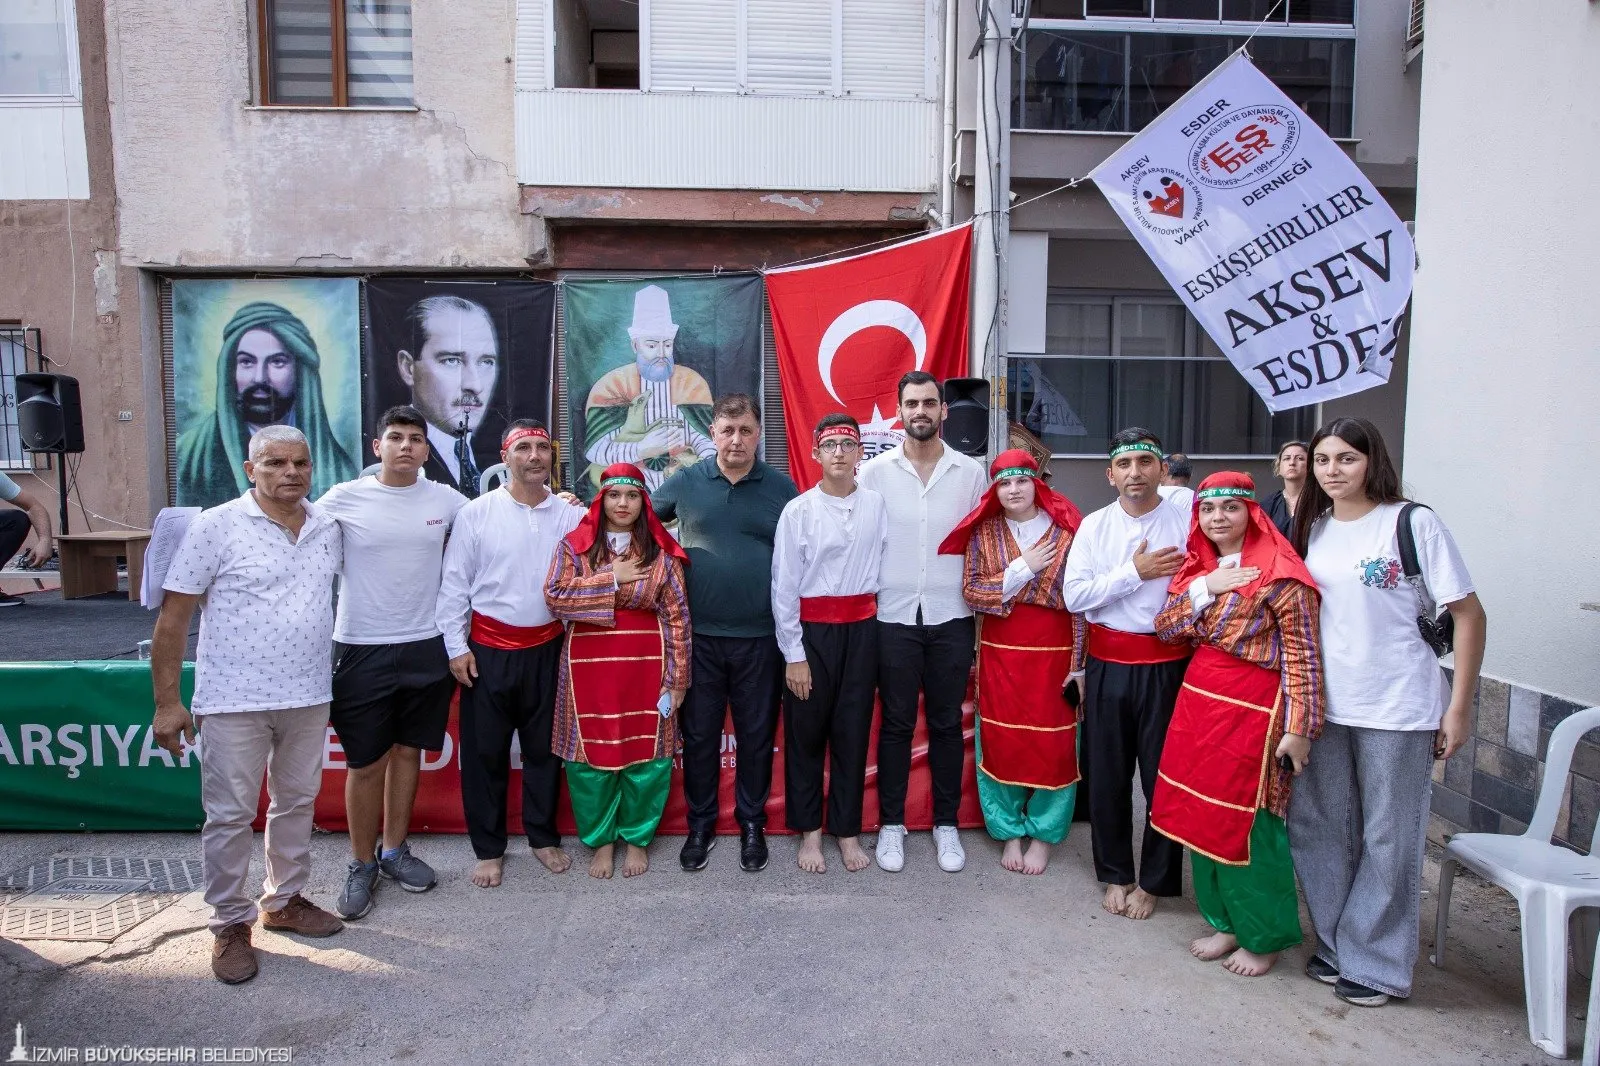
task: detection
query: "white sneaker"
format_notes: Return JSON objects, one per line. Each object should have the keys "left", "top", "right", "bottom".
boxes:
{"left": 932, "top": 826, "right": 966, "bottom": 872}
{"left": 875, "top": 824, "right": 906, "bottom": 872}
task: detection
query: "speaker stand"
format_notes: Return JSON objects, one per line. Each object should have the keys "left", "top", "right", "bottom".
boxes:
{"left": 55, "top": 451, "right": 69, "bottom": 536}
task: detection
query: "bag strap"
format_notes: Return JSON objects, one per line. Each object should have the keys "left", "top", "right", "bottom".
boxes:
{"left": 1396, "top": 502, "right": 1438, "bottom": 618}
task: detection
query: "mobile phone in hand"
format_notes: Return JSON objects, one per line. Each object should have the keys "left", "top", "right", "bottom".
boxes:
{"left": 1278, "top": 754, "right": 1295, "bottom": 774}
{"left": 1063, "top": 678, "right": 1082, "bottom": 710}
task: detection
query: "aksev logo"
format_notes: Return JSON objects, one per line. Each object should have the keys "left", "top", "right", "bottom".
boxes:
{"left": 1131, "top": 168, "right": 1202, "bottom": 237}
{"left": 1188, "top": 104, "right": 1301, "bottom": 190}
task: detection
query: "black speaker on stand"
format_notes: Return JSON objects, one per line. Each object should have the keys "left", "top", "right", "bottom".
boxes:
{"left": 941, "top": 377, "right": 990, "bottom": 458}
{"left": 17, "top": 372, "right": 84, "bottom": 535}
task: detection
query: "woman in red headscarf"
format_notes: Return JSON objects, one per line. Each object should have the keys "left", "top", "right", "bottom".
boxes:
{"left": 545, "top": 463, "right": 691, "bottom": 880}
{"left": 1151, "top": 471, "right": 1325, "bottom": 977}
{"left": 939, "top": 449, "right": 1084, "bottom": 875}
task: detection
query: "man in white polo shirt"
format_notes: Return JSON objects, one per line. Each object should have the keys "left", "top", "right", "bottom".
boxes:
{"left": 151, "top": 425, "right": 344, "bottom": 986}
{"left": 316, "top": 406, "right": 468, "bottom": 920}
{"left": 857, "top": 371, "right": 986, "bottom": 874}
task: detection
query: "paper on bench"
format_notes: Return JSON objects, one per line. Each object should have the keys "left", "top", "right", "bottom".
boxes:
{"left": 141, "top": 507, "right": 200, "bottom": 610}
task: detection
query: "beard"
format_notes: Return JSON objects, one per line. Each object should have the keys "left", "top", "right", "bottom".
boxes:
{"left": 903, "top": 418, "right": 939, "bottom": 442}
{"left": 238, "top": 384, "right": 295, "bottom": 425}
{"left": 638, "top": 357, "right": 674, "bottom": 384}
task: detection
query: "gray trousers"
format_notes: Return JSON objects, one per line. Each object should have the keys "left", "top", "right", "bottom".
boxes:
{"left": 1287, "top": 722, "right": 1435, "bottom": 997}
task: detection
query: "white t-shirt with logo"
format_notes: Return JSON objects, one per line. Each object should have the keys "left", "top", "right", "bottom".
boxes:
{"left": 318, "top": 475, "right": 468, "bottom": 645}
{"left": 1304, "top": 501, "right": 1474, "bottom": 731}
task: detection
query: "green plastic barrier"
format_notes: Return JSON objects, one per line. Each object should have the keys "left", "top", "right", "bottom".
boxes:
{"left": 0, "top": 661, "right": 203, "bottom": 830}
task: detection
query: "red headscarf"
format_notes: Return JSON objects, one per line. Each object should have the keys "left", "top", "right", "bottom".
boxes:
{"left": 938, "top": 449, "right": 1083, "bottom": 555}
{"left": 565, "top": 463, "right": 690, "bottom": 565}
{"left": 1167, "top": 471, "right": 1314, "bottom": 599}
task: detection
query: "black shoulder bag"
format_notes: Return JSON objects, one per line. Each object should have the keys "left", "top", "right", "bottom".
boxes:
{"left": 1396, "top": 503, "right": 1454, "bottom": 658}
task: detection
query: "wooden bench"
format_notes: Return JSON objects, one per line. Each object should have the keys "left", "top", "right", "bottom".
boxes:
{"left": 55, "top": 532, "right": 152, "bottom": 601}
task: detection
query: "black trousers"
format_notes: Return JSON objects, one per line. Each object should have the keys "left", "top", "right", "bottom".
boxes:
{"left": 876, "top": 617, "right": 975, "bottom": 827}
{"left": 458, "top": 637, "right": 564, "bottom": 859}
{"left": 1083, "top": 654, "right": 1188, "bottom": 895}
{"left": 783, "top": 618, "right": 878, "bottom": 836}
{"left": 680, "top": 634, "right": 783, "bottom": 833}
{"left": 0, "top": 510, "right": 30, "bottom": 565}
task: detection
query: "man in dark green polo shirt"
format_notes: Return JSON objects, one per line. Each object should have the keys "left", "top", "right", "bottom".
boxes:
{"left": 653, "top": 393, "right": 797, "bottom": 873}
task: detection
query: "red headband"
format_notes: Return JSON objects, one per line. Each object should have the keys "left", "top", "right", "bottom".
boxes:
{"left": 815, "top": 423, "right": 860, "bottom": 447}
{"left": 502, "top": 426, "right": 550, "bottom": 452}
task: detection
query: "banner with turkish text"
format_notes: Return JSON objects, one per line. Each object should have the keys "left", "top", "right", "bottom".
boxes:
{"left": 767, "top": 226, "right": 973, "bottom": 490}
{"left": 1090, "top": 52, "right": 1413, "bottom": 412}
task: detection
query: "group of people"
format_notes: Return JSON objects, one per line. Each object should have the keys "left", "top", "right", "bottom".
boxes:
{"left": 148, "top": 373, "right": 1486, "bottom": 1013}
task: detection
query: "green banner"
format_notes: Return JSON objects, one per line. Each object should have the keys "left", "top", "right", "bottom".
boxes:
{"left": 0, "top": 661, "right": 203, "bottom": 831}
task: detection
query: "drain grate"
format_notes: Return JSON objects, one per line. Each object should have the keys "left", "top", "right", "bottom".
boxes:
{"left": 0, "top": 857, "right": 204, "bottom": 941}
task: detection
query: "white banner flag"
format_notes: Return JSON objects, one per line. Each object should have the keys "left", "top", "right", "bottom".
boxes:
{"left": 1089, "top": 52, "right": 1413, "bottom": 412}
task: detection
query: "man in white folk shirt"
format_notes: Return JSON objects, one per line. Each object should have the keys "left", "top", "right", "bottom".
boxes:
{"left": 1062, "top": 427, "right": 1190, "bottom": 921}
{"left": 858, "top": 372, "right": 986, "bottom": 874}
{"left": 151, "top": 425, "right": 344, "bottom": 986}
{"left": 436, "top": 419, "right": 584, "bottom": 888}
{"left": 771, "top": 413, "right": 888, "bottom": 875}
{"left": 316, "top": 406, "right": 468, "bottom": 919}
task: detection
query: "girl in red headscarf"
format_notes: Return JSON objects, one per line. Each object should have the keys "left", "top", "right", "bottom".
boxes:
{"left": 939, "top": 449, "right": 1085, "bottom": 875}
{"left": 1151, "top": 471, "right": 1325, "bottom": 977}
{"left": 545, "top": 463, "right": 691, "bottom": 880}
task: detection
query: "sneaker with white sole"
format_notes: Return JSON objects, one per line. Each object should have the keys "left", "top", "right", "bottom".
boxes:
{"left": 875, "top": 824, "right": 906, "bottom": 872}
{"left": 932, "top": 826, "right": 966, "bottom": 872}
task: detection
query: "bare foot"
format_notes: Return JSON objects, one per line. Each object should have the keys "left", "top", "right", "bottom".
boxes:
{"left": 1021, "top": 839, "right": 1051, "bottom": 875}
{"left": 588, "top": 843, "right": 614, "bottom": 879}
{"left": 797, "top": 830, "right": 827, "bottom": 874}
{"left": 622, "top": 844, "right": 649, "bottom": 878}
{"left": 470, "top": 857, "right": 504, "bottom": 888}
{"left": 1001, "top": 838, "right": 1025, "bottom": 872}
{"left": 533, "top": 846, "right": 572, "bottom": 874}
{"left": 1223, "top": 948, "right": 1279, "bottom": 977}
{"left": 1190, "top": 930, "right": 1238, "bottom": 961}
{"left": 838, "top": 836, "right": 871, "bottom": 872}
{"left": 1102, "top": 883, "right": 1133, "bottom": 915}
{"left": 1121, "top": 887, "right": 1157, "bottom": 920}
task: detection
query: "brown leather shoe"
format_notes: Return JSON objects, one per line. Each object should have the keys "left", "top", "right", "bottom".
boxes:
{"left": 212, "top": 922, "right": 258, "bottom": 984}
{"left": 260, "top": 894, "right": 343, "bottom": 938}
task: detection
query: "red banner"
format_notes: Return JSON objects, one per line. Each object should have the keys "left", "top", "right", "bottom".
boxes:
{"left": 767, "top": 225, "right": 973, "bottom": 490}
{"left": 264, "top": 688, "right": 984, "bottom": 836}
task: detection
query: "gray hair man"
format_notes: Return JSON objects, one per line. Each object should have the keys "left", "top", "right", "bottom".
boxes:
{"left": 151, "top": 424, "right": 346, "bottom": 985}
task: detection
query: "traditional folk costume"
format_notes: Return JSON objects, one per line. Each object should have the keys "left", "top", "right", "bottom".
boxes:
{"left": 770, "top": 423, "right": 888, "bottom": 838}
{"left": 940, "top": 450, "right": 1086, "bottom": 845}
{"left": 1151, "top": 472, "right": 1324, "bottom": 956}
{"left": 435, "top": 426, "right": 583, "bottom": 861}
{"left": 1061, "top": 440, "right": 1192, "bottom": 897}
{"left": 544, "top": 464, "right": 692, "bottom": 850}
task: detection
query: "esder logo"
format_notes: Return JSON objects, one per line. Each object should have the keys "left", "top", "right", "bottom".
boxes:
{"left": 1188, "top": 104, "right": 1300, "bottom": 190}
{"left": 1131, "top": 168, "right": 1202, "bottom": 237}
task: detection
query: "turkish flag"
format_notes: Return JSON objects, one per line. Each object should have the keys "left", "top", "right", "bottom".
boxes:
{"left": 767, "top": 224, "right": 973, "bottom": 490}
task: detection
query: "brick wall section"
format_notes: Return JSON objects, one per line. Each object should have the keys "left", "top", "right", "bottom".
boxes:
{"left": 1428, "top": 670, "right": 1596, "bottom": 853}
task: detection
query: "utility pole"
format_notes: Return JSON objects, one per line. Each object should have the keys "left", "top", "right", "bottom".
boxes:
{"left": 969, "top": 0, "right": 1012, "bottom": 458}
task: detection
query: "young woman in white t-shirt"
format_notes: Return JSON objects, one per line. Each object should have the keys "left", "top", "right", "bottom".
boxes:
{"left": 1287, "top": 417, "right": 1487, "bottom": 1008}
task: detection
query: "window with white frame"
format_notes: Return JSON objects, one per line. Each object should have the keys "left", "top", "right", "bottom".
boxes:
{"left": 0, "top": 327, "right": 41, "bottom": 471}
{"left": 1006, "top": 293, "right": 1317, "bottom": 457}
{"left": 1014, "top": 1, "right": 1356, "bottom": 137}
{"left": 0, "top": 0, "right": 79, "bottom": 100}
{"left": 256, "top": 0, "right": 413, "bottom": 107}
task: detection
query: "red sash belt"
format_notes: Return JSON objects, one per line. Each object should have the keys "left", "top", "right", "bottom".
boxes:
{"left": 799, "top": 593, "right": 877, "bottom": 625}
{"left": 469, "top": 612, "right": 564, "bottom": 651}
{"left": 1150, "top": 644, "right": 1280, "bottom": 865}
{"left": 566, "top": 608, "right": 665, "bottom": 771}
{"left": 975, "top": 603, "right": 1079, "bottom": 790}
{"left": 1087, "top": 623, "right": 1189, "bottom": 665}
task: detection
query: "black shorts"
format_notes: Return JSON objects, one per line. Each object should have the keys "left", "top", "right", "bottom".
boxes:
{"left": 330, "top": 635, "right": 455, "bottom": 769}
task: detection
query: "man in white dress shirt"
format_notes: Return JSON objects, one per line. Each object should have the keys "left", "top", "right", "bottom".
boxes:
{"left": 857, "top": 372, "right": 987, "bottom": 874}
{"left": 436, "top": 419, "right": 583, "bottom": 887}
{"left": 1157, "top": 452, "right": 1195, "bottom": 516}
{"left": 151, "top": 425, "right": 345, "bottom": 985}
{"left": 1062, "top": 427, "right": 1190, "bottom": 921}
{"left": 771, "top": 413, "right": 888, "bottom": 875}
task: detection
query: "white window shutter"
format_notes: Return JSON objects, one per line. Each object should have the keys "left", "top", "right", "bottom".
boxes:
{"left": 744, "top": 0, "right": 835, "bottom": 95}
{"left": 514, "top": 0, "right": 549, "bottom": 90}
{"left": 648, "top": 0, "right": 740, "bottom": 92}
{"left": 842, "top": 0, "right": 927, "bottom": 98}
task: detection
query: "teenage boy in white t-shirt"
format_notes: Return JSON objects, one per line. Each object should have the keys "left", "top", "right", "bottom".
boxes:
{"left": 317, "top": 406, "right": 468, "bottom": 919}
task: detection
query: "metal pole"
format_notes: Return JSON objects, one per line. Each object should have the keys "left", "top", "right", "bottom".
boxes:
{"left": 55, "top": 452, "right": 69, "bottom": 536}
{"left": 969, "top": 0, "right": 1012, "bottom": 459}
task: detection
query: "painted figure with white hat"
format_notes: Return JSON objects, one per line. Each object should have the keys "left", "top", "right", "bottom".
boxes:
{"left": 582, "top": 284, "right": 716, "bottom": 493}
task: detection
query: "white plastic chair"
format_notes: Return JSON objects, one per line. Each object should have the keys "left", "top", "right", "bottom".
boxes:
{"left": 1586, "top": 933, "right": 1600, "bottom": 1066}
{"left": 479, "top": 463, "right": 508, "bottom": 491}
{"left": 1433, "top": 706, "right": 1600, "bottom": 1058}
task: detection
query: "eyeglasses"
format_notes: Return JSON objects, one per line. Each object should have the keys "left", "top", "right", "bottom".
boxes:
{"left": 817, "top": 439, "right": 860, "bottom": 455}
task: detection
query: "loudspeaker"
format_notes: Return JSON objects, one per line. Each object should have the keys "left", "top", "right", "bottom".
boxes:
{"left": 17, "top": 373, "right": 84, "bottom": 453}
{"left": 941, "top": 377, "right": 989, "bottom": 457}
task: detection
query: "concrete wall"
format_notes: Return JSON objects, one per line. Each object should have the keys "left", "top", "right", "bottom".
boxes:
{"left": 0, "top": 0, "right": 147, "bottom": 530}
{"left": 1406, "top": 0, "right": 1600, "bottom": 708}
{"left": 103, "top": 0, "right": 534, "bottom": 270}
